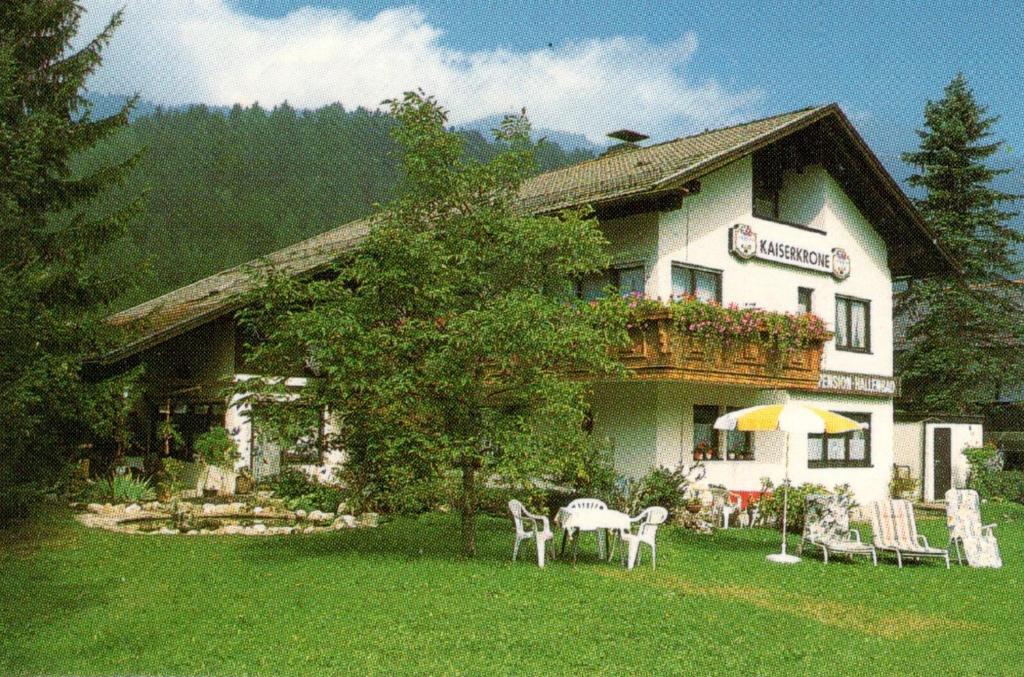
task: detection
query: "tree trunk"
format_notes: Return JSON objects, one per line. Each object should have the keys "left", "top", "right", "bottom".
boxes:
{"left": 461, "top": 463, "right": 477, "bottom": 557}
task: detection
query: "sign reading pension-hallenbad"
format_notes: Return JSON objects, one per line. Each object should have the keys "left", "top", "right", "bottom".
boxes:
{"left": 729, "top": 223, "right": 850, "bottom": 280}
{"left": 817, "top": 370, "right": 897, "bottom": 396}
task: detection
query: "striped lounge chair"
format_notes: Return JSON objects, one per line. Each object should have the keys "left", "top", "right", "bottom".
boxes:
{"left": 868, "top": 499, "right": 950, "bottom": 569}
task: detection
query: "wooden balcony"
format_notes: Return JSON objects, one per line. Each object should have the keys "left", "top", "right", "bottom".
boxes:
{"left": 619, "top": 311, "right": 825, "bottom": 389}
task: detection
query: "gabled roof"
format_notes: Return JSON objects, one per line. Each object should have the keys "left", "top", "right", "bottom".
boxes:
{"left": 517, "top": 106, "right": 825, "bottom": 213}
{"left": 105, "top": 104, "right": 957, "bottom": 363}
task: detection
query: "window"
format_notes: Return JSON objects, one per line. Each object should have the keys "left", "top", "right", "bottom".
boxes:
{"left": 808, "top": 412, "right": 870, "bottom": 468}
{"left": 575, "top": 264, "right": 645, "bottom": 300}
{"left": 835, "top": 295, "right": 870, "bottom": 352}
{"left": 693, "top": 405, "right": 720, "bottom": 460}
{"left": 692, "top": 405, "right": 752, "bottom": 461}
{"left": 798, "top": 287, "right": 814, "bottom": 314}
{"left": 613, "top": 265, "right": 645, "bottom": 296}
{"left": 725, "top": 406, "right": 753, "bottom": 460}
{"left": 752, "top": 149, "right": 782, "bottom": 221}
{"left": 672, "top": 263, "right": 722, "bottom": 303}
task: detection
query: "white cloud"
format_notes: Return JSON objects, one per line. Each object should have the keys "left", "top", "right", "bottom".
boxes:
{"left": 79, "top": 1, "right": 760, "bottom": 143}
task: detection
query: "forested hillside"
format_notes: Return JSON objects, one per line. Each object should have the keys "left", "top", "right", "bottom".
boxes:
{"left": 77, "top": 102, "right": 593, "bottom": 309}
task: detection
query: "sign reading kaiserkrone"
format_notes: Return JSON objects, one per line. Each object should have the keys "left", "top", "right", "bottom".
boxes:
{"left": 817, "top": 370, "right": 898, "bottom": 397}
{"left": 729, "top": 223, "right": 851, "bottom": 280}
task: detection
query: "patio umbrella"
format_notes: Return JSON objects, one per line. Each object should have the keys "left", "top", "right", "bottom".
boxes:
{"left": 713, "top": 403, "right": 865, "bottom": 564}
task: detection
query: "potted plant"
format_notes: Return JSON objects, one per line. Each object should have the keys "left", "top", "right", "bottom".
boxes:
{"left": 685, "top": 498, "right": 703, "bottom": 514}
{"left": 695, "top": 440, "right": 715, "bottom": 462}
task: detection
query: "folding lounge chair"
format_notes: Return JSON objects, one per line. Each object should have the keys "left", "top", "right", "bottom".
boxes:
{"left": 869, "top": 499, "right": 949, "bottom": 569}
{"left": 945, "top": 489, "right": 1001, "bottom": 568}
{"left": 798, "top": 494, "right": 876, "bottom": 565}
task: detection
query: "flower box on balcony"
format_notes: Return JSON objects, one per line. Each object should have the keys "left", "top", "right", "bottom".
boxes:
{"left": 619, "top": 309, "right": 827, "bottom": 389}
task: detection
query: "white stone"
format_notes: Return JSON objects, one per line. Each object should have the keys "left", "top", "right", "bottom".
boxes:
{"left": 303, "top": 526, "right": 317, "bottom": 534}
{"left": 125, "top": 504, "right": 142, "bottom": 514}
{"left": 251, "top": 523, "right": 267, "bottom": 533}
{"left": 253, "top": 506, "right": 264, "bottom": 515}
{"left": 221, "top": 525, "right": 244, "bottom": 535}
{"left": 202, "top": 503, "right": 217, "bottom": 514}
{"left": 158, "top": 527, "right": 177, "bottom": 535}
{"left": 86, "top": 503, "right": 105, "bottom": 514}
{"left": 334, "top": 515, "right": 357, "bottom": 529}
{"left": 187, "top": 530, "right": 199, "bottom": 535}
{"left": 294, "top": 509, "right": 307, "bottom": 519}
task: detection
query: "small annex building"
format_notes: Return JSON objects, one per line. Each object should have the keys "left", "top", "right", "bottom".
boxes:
{"left": 893, "top": 415, "right": 984, "bottom": 502}
{"left": 99, "top": 104, "right": 957, "bottom": 503}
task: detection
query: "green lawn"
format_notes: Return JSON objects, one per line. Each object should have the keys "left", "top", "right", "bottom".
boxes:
{"left": 2, "top": 504, "right": 1023, "bottom": 676}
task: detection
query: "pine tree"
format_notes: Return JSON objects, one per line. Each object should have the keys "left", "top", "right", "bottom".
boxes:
{"left": 897, "top": 74, "right": 1022, "bottom": 413}
{"left": 0, "top": 1, "right": 140, "bottom": 505}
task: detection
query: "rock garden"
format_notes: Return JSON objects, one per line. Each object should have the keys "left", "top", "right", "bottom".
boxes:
{"left": 73, "top": 496, "right": 379, "bottom": 536}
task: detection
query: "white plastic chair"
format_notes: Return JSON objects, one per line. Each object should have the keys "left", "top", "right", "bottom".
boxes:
{"left": 709, "top": 487, "right": 743, "bottom": 529}
{"left": 508, "top": 500, "right": 553, "bottom": 568}
{"left": 619, "top": 506, "right": 668, "bottom": 570}
{"left": 563, "top": 497, "right": 608, "bottom": 558}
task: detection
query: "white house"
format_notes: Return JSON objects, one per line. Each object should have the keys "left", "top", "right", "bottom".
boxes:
{"left": 100, "top": 105, "right": 956, "bottom": 503}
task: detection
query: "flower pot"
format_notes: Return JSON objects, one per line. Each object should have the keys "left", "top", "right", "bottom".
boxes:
{"left": 686, "top": 503, "right": 702, "bottom": 514}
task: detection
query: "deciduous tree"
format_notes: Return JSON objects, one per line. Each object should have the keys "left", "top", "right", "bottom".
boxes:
{"left": 239, "top": 92, "right": 628, "bottom": 555}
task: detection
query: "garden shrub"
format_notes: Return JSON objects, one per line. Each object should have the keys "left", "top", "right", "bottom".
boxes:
{"left": 109, "top": 475, "right": 156, "bottom": 502}
{"left": 605, "top": 467, "right": 694, "bottom": 517}
{"left": 193, "top": 427, "right": 240, "bottom": 468}
{"left": 162, "top": 458, "right": 202, "bottom": 495}
{"left": 753, "top": 480, "right": 855, "bottom": 533}
{"left": 965, "top": 446, "right": 1024, "bottom": 504}
{"left": 964, "top": 445, "right": 1024, "bottom": 503}
{"left": 267, "top": 468, "right": 316, "bottom": 499}
{"left": 285, "top": 484, "right": 347, "bottom": 513}
{"left": 0, "top": 480, "right": 47, "bottom": 520}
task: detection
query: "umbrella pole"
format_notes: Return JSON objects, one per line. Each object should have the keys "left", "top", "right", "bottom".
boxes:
{"left": 781, "top": 430, "right": 789, "bottom": 555}
{"left": 767, "top": 430, "right": 800, "bottom": 564}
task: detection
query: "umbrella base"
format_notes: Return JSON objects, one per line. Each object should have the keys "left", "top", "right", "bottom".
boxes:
{"left": 767, "top": 552, "right": 801, "bottom": 564}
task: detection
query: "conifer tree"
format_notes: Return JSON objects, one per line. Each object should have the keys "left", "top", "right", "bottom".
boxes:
{"left": 897, "top": 74, "right": 1022, "bottom": 413}
{"left": 0, "top": 1, "right": 140, "bottom": 503}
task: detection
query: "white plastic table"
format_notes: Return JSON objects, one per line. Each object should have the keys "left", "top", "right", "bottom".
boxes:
{"left": 555, "top": 507, "right": 631, "bottom": 562}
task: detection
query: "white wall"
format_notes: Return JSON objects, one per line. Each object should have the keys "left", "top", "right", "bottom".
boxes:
{"left": 655, "top": 158, "right": 893, "bottom": 378}
{"left": 589, "top": 382, "right": 895, "bottom": 503}
{"left": 893, "top": 421, "right": 925, "bottom": 497}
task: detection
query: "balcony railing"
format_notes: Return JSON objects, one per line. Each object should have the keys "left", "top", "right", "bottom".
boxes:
{"left": 618, "top": 310, "right": 826, "bottom": 389}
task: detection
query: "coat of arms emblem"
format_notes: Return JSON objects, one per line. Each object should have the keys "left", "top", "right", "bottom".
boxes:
{"left": 831, "top": 247, "right": 851, "bottom": 279}
{"left": 730, "top": 223, "right": 757, "bottom": 259}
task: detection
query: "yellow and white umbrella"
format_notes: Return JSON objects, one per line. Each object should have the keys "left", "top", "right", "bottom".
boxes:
{"left": 714, "top": 403, "right": 865, "bottom": 563}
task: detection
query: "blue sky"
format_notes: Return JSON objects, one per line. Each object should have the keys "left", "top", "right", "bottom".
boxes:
{"left": 81, "top": 0, "right": 1023, "bottom": 183}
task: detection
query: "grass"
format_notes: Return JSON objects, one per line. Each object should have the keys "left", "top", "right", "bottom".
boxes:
{"left": 2, "top": 504, "right": 1023, "bottom": 676}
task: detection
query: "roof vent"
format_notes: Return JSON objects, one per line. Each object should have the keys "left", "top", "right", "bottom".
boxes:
{"left": 603, "top": 129, "right": 649, "bottom": 157}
